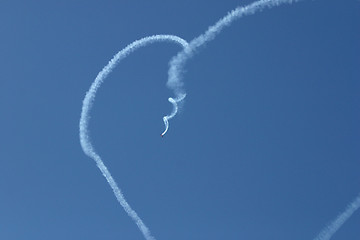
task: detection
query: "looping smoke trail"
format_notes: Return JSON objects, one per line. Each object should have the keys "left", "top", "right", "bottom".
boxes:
{"left": 163, "top": 0, "right": 301, "bottom": 133}
{"left": 161, "top": 93, "right": 186, "bottom": 136}
{"left": 79, "top": 35, "right": 188, "bottom": 240}
{"left": 313, "top": 193, "right": 360, "bottom": 240}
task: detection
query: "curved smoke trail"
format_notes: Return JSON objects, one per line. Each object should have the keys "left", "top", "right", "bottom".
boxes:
{"left": 313, "top": 193, "right": 360, "bottom": 240}
{"left": 79, "top": 35, "right": 188, "bottom": 240}
{"left": 161, "top": 93, "right": 186, "bottom": 136}
{"left": 163, "top": 0, "right": 301, "bottom": 134}
{"left": 163, "top": 0, "right": 360, "bottom": 238}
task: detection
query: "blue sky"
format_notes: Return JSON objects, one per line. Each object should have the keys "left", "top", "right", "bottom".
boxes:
{"left": 1, "top": 0, "right": 359, "bottom": 239}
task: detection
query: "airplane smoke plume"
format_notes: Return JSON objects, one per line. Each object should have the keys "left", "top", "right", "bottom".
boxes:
{"left": 313, "top": 193, "right": 360, "bottom": 240}
{"left": 79, "top": 1, "right": 359, "bottom": 240}
{"left": 79, "top": 35, "right": 188, "bottom": 240}
{"left": 163, "top": 0, "right": 301, "bottom": 133}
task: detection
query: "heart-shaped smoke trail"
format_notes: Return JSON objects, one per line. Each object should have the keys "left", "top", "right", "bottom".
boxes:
{"left": 80, "top": 1, "right": 359, "bottom": 239}
{"left": 79, "top": 35, "right": 188, "bottom": 240}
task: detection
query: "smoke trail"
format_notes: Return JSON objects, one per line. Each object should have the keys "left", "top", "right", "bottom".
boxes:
{"left": 313, "top": 193, "right": 360, "bottom": 240}
{"left": 163, "top": 0, "right": 301, "bottom": 134}
{"left": 161, "top": 93, "right": 186, "bottom": 136}
{"left": 158, "top": 1, "right": 360, "bottom": 239}
{"left": 79, "top": 35, "right": 188, "bottom": 240}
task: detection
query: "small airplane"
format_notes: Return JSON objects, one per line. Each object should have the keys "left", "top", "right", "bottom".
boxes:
{"left": 160, "top": 134, "right": 164, "bottom": 137}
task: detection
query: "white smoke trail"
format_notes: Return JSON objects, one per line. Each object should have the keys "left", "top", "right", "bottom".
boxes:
{"left": 79, "top": 35, "right": 188, "bottom": 240}
{"left": 161, "top": 93, "right": 186, "bottom": 136}
{"left": 313, "top": 193, "right": 360, "bottom": 240}
{"left": 162, "top": 1, "right": 360, "bottom": 237}
{"left": 163, "top": 0, "right": 301, "bottom": 133}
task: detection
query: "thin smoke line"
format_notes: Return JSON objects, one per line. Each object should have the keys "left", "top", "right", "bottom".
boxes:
{"left": 79, "top": 35, "right": 188, "bottom": 240}
{"left": 313, "top": 193, "right": 360, "bottom": 240}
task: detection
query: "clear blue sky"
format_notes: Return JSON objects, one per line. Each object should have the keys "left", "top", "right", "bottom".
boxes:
{"left": 1, "top": 0, "right": 359, "bottom": 239}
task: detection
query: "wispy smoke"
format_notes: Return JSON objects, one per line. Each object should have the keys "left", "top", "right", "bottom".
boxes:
{"left": 314, "top": 193, "right": 360, "bottom": 240}
{"left": 163, "top": 0, "right": 300, "bottom": 134}
{"left": 79, "top": 35, "right": 188, "bottom": 240}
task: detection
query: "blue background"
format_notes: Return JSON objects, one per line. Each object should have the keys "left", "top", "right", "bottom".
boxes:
{"left": 1, "top": 0, "right": 359, "bottom": 239}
